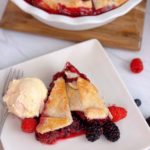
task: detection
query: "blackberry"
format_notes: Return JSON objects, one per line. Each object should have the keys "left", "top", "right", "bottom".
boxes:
{"left": 134, "top": 99, "right": 141, "bottom": 107}
{"left": 59, "top": 112, "right": 86, "bottom": 138}
{"left": 103, "top": 121, "right": 120, "bottom": 142}
{"left": 71, "top": 111, "right": 85, "bottom": 131}
{"left": 86, "top": 121, "right": 103, "bottom": 142}
{"left": 146, "top": 117, "right": 150, "bottom": 127}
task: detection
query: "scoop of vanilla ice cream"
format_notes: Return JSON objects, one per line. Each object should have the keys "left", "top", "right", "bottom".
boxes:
{"left": 3, "top": 78, "right": 48, "bottom": 119}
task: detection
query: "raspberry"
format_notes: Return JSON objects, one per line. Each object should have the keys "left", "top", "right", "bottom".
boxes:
{"left": 130, "top": 58, "right": 143, "bottom": 73}
{"left": 108, "top": 106, "right": 127, "bottom": 122}
{"left": 74, "top": 111, "right": 87, "bottom": 121}
{"left": 21, "top": 118, "right": 38, "bottom": 133}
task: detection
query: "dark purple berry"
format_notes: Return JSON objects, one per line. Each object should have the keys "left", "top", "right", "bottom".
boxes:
{"left": 86, "top": 121, "right": 103, "bottom": 142}
{"left": 134, "top": 99, "right": 141, "bottom": 107}
{"left": 103, "top": 121, "right": 120, "bottom": 142}
{"left": 146, "top": 117, "right": 150, "bottom": 127}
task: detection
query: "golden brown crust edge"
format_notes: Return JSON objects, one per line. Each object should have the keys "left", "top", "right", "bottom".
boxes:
{"left": 67, "top": 77, "right": 110, "bottom": 119}
{"left": 36, "top": 117, "right": 72, "bottom": 134}
{"left": 36, "top": 78, "right": 73, "bottom": 134}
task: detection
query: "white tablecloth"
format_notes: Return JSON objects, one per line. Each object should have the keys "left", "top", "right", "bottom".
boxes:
{"left": 0, "top": 1, "right": 150, "bottom": 118}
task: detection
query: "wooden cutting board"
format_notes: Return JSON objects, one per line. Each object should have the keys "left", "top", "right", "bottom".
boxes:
{"left": 0, "top": 1, "right": 147, "bottom": 51}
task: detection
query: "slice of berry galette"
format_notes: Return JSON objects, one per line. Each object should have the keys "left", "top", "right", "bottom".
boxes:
{"left": 35, "top": 62, "right": 122, "bottom": 144}
{"left": 36, "top": 77, "right": 73, "bottom": 134}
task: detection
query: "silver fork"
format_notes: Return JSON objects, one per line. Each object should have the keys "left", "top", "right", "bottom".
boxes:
{"left": 0, "top": 69, "right": 23, "bottom": 149}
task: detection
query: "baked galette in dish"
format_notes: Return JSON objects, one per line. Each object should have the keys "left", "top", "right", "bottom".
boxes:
{"left": 25, "top": 0, "right": 128, "bottom": 17}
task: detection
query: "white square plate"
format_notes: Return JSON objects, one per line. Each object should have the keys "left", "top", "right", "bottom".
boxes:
{"left": 1, "top": 39, "right": 150, "bottom": 150}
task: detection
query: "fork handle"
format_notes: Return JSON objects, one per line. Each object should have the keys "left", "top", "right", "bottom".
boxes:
{"left": 0, "top": 102, "right": 8, "bottom": 136}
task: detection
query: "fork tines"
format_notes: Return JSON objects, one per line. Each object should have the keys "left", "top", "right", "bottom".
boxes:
{"left": 2, "top": 69, "right": 24, "bottom": 97}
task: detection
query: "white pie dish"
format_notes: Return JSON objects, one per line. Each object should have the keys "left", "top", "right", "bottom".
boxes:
{"left": 1, "top": 39, "right": 150, "bottom": 150}
{"left": 11, "top": 0, "right": 142, "bottom": 30}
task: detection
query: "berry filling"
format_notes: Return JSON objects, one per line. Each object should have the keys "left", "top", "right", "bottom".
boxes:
{"left": 49, "top": 62, "right": 89, "bottom": 92}
{"left": 35, "top": 111, "right": 85, "bottom": 144}
{"left": 57, "top": 4, "right": 93, "bottom": 17}
{"left": 35, "top": 111, "right": 110, "bottom": 144}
